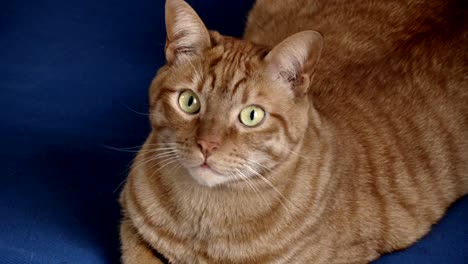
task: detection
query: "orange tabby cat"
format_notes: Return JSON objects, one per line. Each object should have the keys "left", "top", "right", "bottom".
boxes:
{"left": 119, "top": 0, "right": 468, "bottom": 263}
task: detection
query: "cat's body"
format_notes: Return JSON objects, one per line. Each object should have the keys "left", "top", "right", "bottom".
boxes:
{"left": 120, "top": 0, "right": 468, "bottom": 263}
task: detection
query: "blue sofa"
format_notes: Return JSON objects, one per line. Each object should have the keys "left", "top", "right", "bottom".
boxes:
{"left": 1, "top": 0, "right": 466, "bottom": 263}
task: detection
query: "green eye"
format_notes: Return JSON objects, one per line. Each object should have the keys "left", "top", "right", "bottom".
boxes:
{"left": 178, "top": 90, "right": 201, "bottom": 114}
{"left": 239, "top": 105, "right": 265, "bottom": 127}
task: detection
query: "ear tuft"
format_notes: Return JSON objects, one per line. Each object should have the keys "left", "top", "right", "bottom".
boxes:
{"left": 165, "top": 0, "right": 211, "bottom": 64}
{"left": 264, "top": 31, "right": 323, "bottom": 96}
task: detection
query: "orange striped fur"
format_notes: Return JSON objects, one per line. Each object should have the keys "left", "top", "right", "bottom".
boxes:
{"left": 120, "top": 0, "right": 468, "bottom": 263}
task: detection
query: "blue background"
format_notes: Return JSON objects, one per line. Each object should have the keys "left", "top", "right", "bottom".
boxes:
{"left": 0, "top": 0, "right": 466, "bottom": 263}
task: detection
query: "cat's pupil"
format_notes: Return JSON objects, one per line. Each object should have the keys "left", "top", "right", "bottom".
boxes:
{"left": 250, "top": 110, "right": 255, "bottom": 120}
{"left": 188, "top": 96, "right": 194, "bottom": 107}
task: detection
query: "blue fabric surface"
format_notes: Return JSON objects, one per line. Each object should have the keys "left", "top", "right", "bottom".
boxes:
{"left": 0, "top": 0, "right": 466, "bottom": 263}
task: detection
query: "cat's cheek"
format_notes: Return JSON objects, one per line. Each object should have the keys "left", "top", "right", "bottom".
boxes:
{"left": 247, "top": 151, "right": 275, "bottom": 172}
{"left": 150, "top": 109, "right": 169, "bottom": 132}
{"left": 157, "top": 130, "right": 177, "bottom": 143}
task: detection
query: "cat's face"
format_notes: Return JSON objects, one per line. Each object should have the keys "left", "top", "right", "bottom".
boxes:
{"left": 149, "top": 38, "right": 311, "bottom": 186}
{"left": 145, "top": 0, "right": 322, "bottom": 187}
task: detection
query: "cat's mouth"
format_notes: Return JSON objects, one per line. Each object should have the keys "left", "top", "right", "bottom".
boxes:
{"left": 200, "top": 162, "right": 220, "bottom": 173}
{"left": 187, "top": 161, "right": 231, "bottom": 187}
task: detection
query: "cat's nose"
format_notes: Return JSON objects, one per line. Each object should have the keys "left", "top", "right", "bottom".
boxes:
{"left": 197, "top": 137, "right": 220, "bottom": 158}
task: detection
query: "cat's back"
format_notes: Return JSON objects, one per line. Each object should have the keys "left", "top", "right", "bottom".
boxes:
{"left": 246, "top": 0, "right": 468, "bottom": 238}
{"left": 245, "top": 0, "right": 468, "bottom": 151}
{"left": 245, "top": 0, "right": 468, "bottom": 100}
{"left": 245, "top": 0, "right": 468, "bottom": 56}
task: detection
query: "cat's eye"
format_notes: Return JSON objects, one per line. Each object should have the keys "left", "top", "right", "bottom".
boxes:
{"left": 178, "top": 90, "right": 201, "bottom": 114}
{"left": 239, "top": 105, "right": 265, "bottom": 127}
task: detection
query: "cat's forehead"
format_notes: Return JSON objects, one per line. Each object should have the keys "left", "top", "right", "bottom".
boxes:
{"left": 207, "top": 37, "right": 268, "bottom": 68}
{"left": 196, "top": 38, "right": 270, "bottom": 103}
{"left": 158, "top": 37, "right": 278, "bottom": 109}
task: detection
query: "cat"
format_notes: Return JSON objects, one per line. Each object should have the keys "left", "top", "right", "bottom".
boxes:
{"left": 119, "top": 0, "right": 468, "bottom": 263}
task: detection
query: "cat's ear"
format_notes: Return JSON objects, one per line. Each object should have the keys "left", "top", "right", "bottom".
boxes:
{"left": 263, "top": 31, "right": 323, "bottom": 97}
{"left": 165, "top": 0, "right": 211, "bottom": 64}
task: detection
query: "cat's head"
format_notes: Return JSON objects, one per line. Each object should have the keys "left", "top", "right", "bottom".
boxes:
{"left": 148, "top": 0, "right": 323, "bottom": 187}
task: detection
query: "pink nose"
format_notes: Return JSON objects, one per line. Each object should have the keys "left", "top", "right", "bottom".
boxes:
{"left": 197, "top": 137, "right": 220, "bottom": 157}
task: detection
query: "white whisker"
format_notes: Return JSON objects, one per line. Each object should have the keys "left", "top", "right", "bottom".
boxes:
{"left": 285, "top": 148, "right": 314, "bottom": 159}
{"left": 233, "top": 169, "right": 269, "bottom": 206}
{"left": 119, "top": 102, "right": 149, "bottom": 116}
{"left": 102, "top": 144, "right": 143, "bottom": 153}
{"left": 111, "top": 143, "right": 181, "bottom": 192}
{"left": 102, "top": 142, "right": 180, "bottom": 152}
{"left": 148, "top": 157, "right": 181, "bottom": 178}
{"left": 246, "top": 159, "right": 273, "bottom": 173}
{"left": 132, "top": 152, "right": 178, "bottom": 172}
{"left": 113, "top": 178, "right": 127, "bottom": 193}
{"left": 139, "top": 147, "right": 179, "bottom": 154}
{"left": 244, "top": 161, "right": 297, "bottom": 212}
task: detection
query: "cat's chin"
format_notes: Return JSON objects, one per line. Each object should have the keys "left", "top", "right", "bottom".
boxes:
{"left": 188, "top": 167, "right": 231, "bottom": 187}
